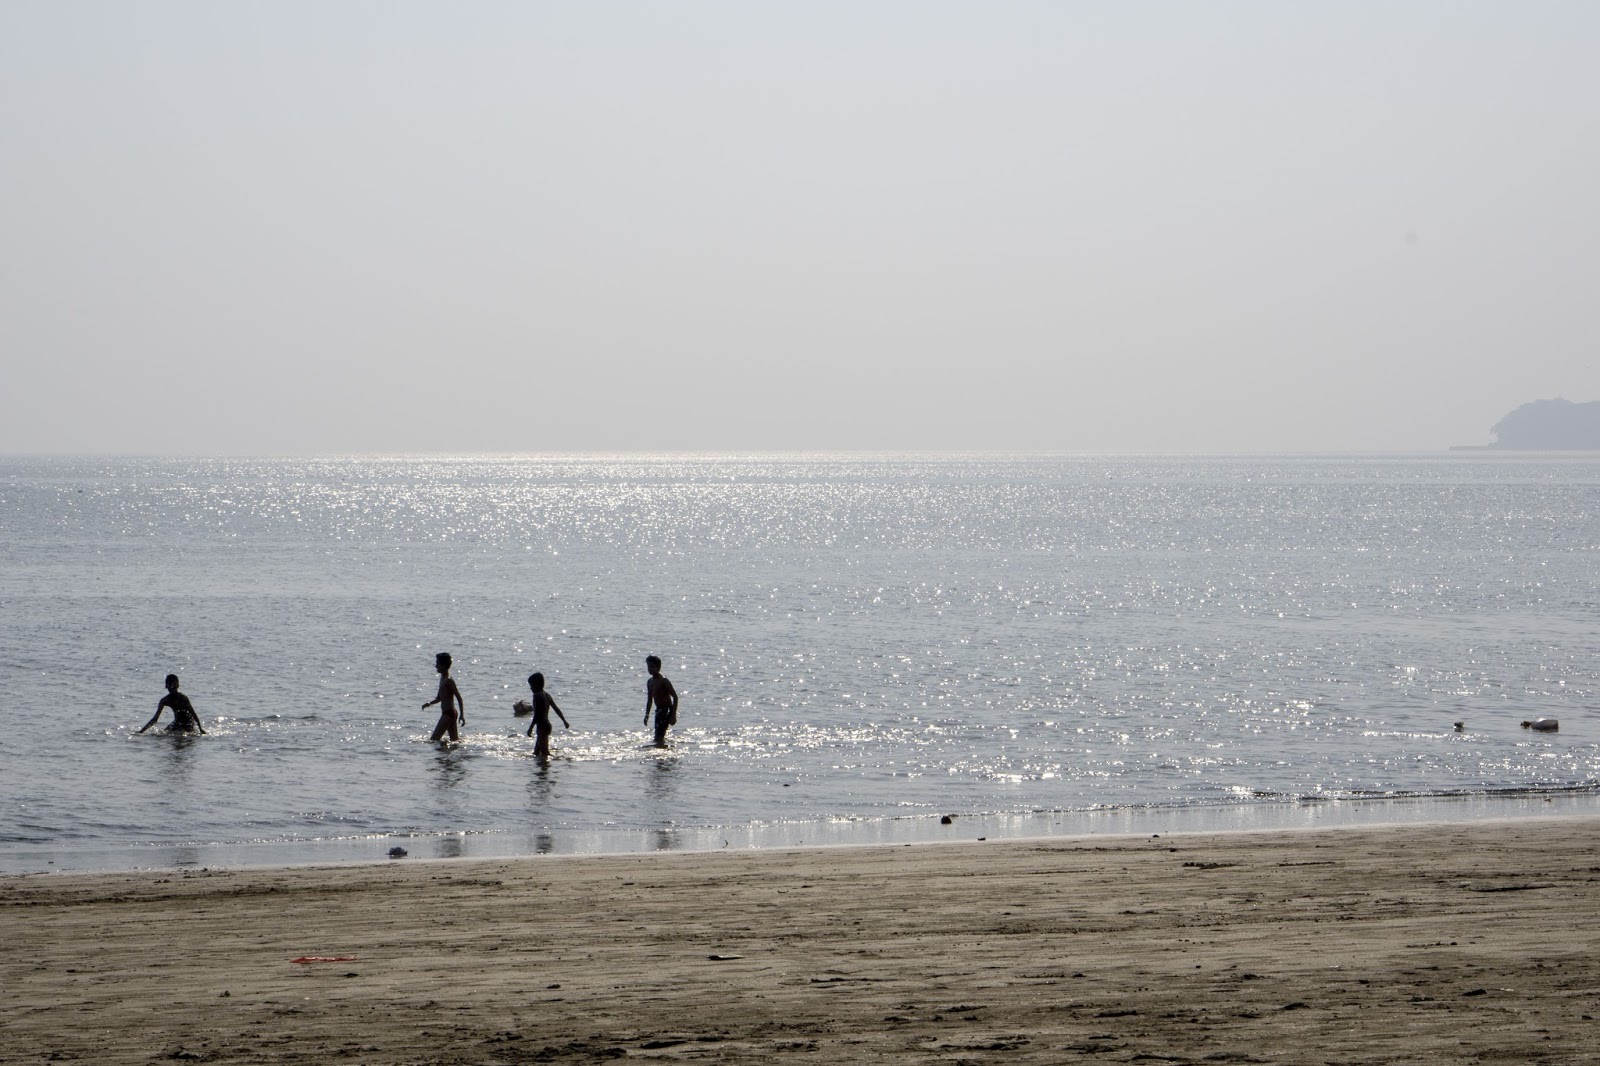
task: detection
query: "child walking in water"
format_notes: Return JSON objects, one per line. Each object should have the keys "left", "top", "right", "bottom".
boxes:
{"left": 643, "top": 655, "right": 678, "bottom": 748}
{"left": 423, "top": 652, "right": 465, "bottom": 742}
{"left": 524, "top": 672, "right": 570, "bottom": 758}
{"left": 138, "top": 674, "right": 206, "bottom": 734}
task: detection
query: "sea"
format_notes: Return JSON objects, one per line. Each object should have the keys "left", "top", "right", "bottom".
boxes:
{"left": 3, "top": 453, "right": 1597, "bottom": 875}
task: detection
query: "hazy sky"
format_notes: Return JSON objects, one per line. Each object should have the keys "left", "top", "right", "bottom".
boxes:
{"left": 3, "top": 1, "right": 1596, "bottom": 454}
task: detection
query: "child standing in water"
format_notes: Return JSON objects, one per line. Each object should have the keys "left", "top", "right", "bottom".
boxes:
{"left": 524, "top": 672, "right": 570, "bottom": 758}
{"left": 139, "top": 674, "right": 206, "bottom": 734}
{"left": 643, "top": 655, "right": 678, "bottom": 748}
{"left": 423, "top": 652, "right": 465, "bottom": 742}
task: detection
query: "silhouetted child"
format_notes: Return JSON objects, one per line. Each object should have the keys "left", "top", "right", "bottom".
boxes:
{"left": 524, "top": 672, "right": 570, "bottom": 758}
{"left": 423, "top": 652, "right": 465, "bottom": 742}
{"left": 139, "top": 674, "right": 205, "bottom": 734}
{"left": 643, "top": 655, "right": 678, "bottom": 748}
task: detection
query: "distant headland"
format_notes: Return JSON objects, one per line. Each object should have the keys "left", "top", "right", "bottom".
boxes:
{"left": 1452, "top": 398, "right": 1600, "bottom": 450}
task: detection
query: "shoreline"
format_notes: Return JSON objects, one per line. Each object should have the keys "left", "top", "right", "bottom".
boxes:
{"left": 8, "top": 786, "right": 1600, "bottom": 878}
{"left": 5, "top": 816, "right": 1600, "bottom": 1064}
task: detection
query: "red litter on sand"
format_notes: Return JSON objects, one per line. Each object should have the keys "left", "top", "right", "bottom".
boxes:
{"left": 290, "top": 955, "right": 358, "bottom": 964}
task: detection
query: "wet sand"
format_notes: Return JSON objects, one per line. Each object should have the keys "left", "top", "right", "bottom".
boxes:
{"left": 4, "top": 817, "right": 1599, "bottom": 1064}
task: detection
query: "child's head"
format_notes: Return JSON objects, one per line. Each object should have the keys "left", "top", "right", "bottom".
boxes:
{"left": 528, "top": 672, "right": 545, "bottom": 691}
{"left": 645, "top": 655, "right": 661, "bottom": 674}
{"left": 435, "top": 652, "right": 452, "bottom": 673}
{"left": 164, "top": 673, "right": 180, "bottom": 690}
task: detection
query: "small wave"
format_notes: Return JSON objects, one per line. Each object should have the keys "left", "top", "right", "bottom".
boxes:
{"left": 1334, "top": 782, "right": 1600, "bottom": 802}
{"left": 227, "top": 714, "right": 322, "bottom": 724}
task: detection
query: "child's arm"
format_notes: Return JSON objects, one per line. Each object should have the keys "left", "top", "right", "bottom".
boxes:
{"left": 450, "top": 679, "right": 465, "bottom": 725}
{"left": 137, "top": 704, "right": 162, "bottom": 733}
{"left": 550, "top": 696, "right": 569, "bottom": 728}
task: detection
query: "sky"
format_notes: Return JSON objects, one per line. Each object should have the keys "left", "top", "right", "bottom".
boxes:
{"left": 2, "top": 1, "right": 1596, "bottom": 455}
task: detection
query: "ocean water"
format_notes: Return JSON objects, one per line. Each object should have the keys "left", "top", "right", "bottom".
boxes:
{"left": 2, "top": 453, "right": 1598, "bottom": 874}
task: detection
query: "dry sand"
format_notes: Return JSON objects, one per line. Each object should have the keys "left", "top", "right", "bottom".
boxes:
{"left": 4, "top": 817, "right": 1600, "bottom": 1064}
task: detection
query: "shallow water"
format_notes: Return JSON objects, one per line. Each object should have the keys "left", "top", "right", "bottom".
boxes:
{"left": 3, "top": 453, "right": 1597, "bottom": 873}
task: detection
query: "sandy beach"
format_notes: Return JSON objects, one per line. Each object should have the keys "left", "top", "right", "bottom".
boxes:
{"left": 4, "top": 817, "right": 1599, "bottom": 1064}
